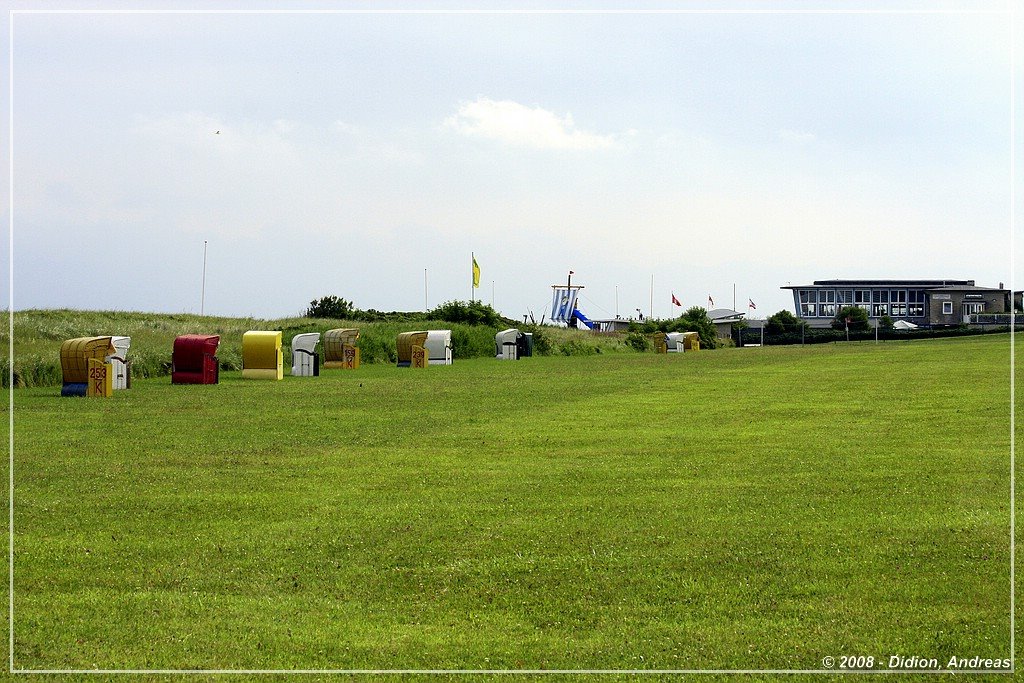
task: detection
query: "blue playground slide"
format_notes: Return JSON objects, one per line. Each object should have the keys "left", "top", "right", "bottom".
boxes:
{"left": 572, "top": 308, "right": 595, "bottom": 329}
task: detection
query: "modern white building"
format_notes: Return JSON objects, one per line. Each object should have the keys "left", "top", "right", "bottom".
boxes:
{"left": 782, "top": 279, "right": 1010, "bottom": 327}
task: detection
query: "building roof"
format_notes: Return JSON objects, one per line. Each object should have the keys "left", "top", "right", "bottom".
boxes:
{"left": 927, "top": 285, "right": 1008, "bottom": 293}
{"left": 707, "top": 308, "right": 745, "bottom": 322}
{"left": 782, "top": 279, "right": 975, "bottom": 289}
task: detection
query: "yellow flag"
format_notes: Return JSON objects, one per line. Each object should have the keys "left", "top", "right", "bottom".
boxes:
{"left": 472, "top": 256, "right": 480, "bottom": 288}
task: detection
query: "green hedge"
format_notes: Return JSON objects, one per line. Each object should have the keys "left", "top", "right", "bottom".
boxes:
{"left": 752, "top": 324, "right": 1016, "bottom": 346}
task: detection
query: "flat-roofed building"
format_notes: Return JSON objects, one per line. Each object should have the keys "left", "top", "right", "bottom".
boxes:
{"left": 781, "top": 279, "right": 1009, "bottom": 327}
{"left": 590, "top": 318, "right": 632, "bottom": 332}
{"left": 707, "top": 308, "right": 746, "bottom": 339}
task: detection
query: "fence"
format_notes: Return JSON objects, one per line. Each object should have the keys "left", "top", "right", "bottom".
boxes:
{"left": 970, "top": 313, "right": 1016, "bottom": 325}
{"left": 736, "top": 323, "right": 1023, "bottom": 347}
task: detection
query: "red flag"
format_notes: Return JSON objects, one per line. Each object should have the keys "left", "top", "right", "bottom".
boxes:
{"left": 671, "top": 293, "right": 681, "bottom": 307}
{"left": 748, "top": 299, "right": 756, "bottom": 310}
{"left": 708, "top": 295, "right": 714, "bottom": 307}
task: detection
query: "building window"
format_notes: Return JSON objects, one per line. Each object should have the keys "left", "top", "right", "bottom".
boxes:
{"left": 854, "top": 289, "right": 871, "bottom": 314}
{"left": 908, "top": 290, "right": 925, "bottom": 317}
{"left": 942, "top": 301, "right": 953, "bottom": 315}
{"left": 963, "top": 302, "right": 985, "bottom": 317}
{"left": 837, "top": 289, "right": 853, "bottom": 305}
{"left": 799, "top": 289, "right": 816, "bottom": 317}
{"left": 818, "top": 289, "right": 836, "bottom": 317}
{"left": 890, "top": 290, "right": 907, "bottom": 317}
{"left": 872, "top": 289, "right": 889, "bottom": 317}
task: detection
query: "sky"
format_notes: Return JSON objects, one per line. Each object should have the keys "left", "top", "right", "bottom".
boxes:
{"left": 3, "top": 1, "right": 1020, "bottom": 322}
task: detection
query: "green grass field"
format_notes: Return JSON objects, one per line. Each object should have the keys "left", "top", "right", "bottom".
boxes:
{"left": 4, "top": 331, "right": 1016, "bottom": 674}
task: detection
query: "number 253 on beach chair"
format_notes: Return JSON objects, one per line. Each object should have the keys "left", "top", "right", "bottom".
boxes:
{"left": 60, "top": 337, "right": 116, "bottom": 397}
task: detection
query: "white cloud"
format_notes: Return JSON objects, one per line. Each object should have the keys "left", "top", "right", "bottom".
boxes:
{"left": 273, "top": 119, "right": 297, "bottom": 134}
{"left": 333, "top": 120, "right": 361, "bottom": 135}
{"left": 777, "top": 128, "right": 817, "bottom": 145}
{"left": 445, "top": 97, "right": 615, "bottom": 150}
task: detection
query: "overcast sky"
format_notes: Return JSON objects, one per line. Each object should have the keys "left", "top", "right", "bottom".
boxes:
{"left": 3, "top": 1, "right": 1019, "bottom": 322}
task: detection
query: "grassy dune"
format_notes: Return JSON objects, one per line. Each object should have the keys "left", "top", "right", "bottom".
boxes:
{"left": 4, "top": 332, "right": 1014, "bottom": 672}
{"left": 1, "top": 309, "right": 635, "bottom": 388}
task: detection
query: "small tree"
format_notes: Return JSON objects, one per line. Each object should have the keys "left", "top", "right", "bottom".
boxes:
{"left": 879, "top": 314, "right": 894, "bottom": 331}
{"left": 306, "top": 295, "right": 355, "bottom": 319}
{"left": 626, "top": 309, "right": 717, "bottom": 349}
{"left": 830, "top": 306, "right": 870, "bottom": 332}
{"left": 668, "top": 306, "right": 718, "bottom": 349}
{"left": 427, "top": 300, "right": 502, "bottom": 327}
{"left": 628, "top": 319, "right": 659, "bottom": 335}
{"left": 766, "top": 310, "right": 805, "bottom": 336}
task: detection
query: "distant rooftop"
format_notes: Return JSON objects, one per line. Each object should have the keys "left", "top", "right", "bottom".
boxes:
{"left": 929, "top": 284, "right": 1008, "bottom": 292}
{"left": 707, "top": 308, "right": 745, "bottom": 321}
{"left": 782, "top": 279, "right": 975, "bottom": 289}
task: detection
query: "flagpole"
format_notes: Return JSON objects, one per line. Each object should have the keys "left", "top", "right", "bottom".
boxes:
{"left": 566, "top": 270, "right": 573, "bottom": 328}
{"left": 471, "top": 252, "right": 474, "bottom": 303}
{"left": 424, "top": 268, "right": 428, "bottom": 312}
{"left": 650, "top": 274, "right": 654, "bottom": 320}
{"left": 200, "top": 239, "right": 207, "bottom": 316}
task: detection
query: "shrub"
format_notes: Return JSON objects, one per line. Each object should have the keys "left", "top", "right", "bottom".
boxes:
{"left": 625, "top": 331, "right": 651, "bottom": 352}
{"left": 628, "top": 319, "right": 658, "bottom": 335}
{"left": 3, "top": 355, "right": 61, "bottom": 388}
{"left": 766, "top": 310, "right": 807, "bottom": 336}
{"left": 216, "top": 347, "right": 243, "bottom": 372}
{"left": 522, "top": 325, "right": 552, "bottom": 356}
{"left": 831, "top": 306, "right": 870, "bottom": 332}
{"left": 427, "top": 300, "right": 504, "bottom": 327}
{"left": 624, "top": 309, "right": 718, "bottom": 349}
{"left": 353, "top": 309, "right": 427, "bottom": 324}
{"left": 354, "top": 332, "right": 397, "bottom": 364}
{"left": 450, "top": 326, "right": 501, "bottom": 359}
{"left": 668, "top": 306, "right": 719, "bottom": 350}
{"left": 125, "top": 347, "right": 173, "bottom": 380}
{"left": 307, "top": 296, "right": 355, "bottom": 319}
{"left": 560, "top": 338, "right": 599, "bottom": 356}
